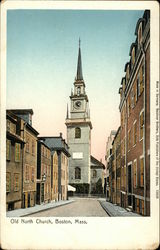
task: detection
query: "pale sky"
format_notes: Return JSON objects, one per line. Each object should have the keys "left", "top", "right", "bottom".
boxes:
{"left": 7, "top": 9, "right": 144, "bottom": 162}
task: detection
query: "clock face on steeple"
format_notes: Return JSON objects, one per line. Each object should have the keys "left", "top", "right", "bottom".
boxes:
{"left": 74, "top": 100, "right": 82, "bottom": 109}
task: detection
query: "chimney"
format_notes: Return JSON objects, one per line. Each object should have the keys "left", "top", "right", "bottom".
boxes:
{"left": 60, "top": 132, "right": 62, "bottom": 138}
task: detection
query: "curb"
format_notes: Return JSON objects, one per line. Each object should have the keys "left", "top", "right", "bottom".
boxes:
{"left": 99, "top": 200, "right": 112, "bottom": 217}
{"left": 24, "top": 200, "right": 75, "bottom": 217}
{"left": 7, "top": 200, "right": 75, "bottom": 217}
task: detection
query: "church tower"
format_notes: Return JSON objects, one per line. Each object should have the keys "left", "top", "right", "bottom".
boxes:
{"left": 65, "top": 40, "right": 92, "bottom": 194}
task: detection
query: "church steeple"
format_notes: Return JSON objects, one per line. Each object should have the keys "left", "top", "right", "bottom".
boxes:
{"left": 76, "top": 38, "right": 83, "bottom": 81}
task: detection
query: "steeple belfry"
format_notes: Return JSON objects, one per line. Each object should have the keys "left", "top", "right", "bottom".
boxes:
{"left": 65, "top": 40, "right": 92, "bottom": 194}
{"left": 76, "top": 38, "right": 83, "bottom": 81}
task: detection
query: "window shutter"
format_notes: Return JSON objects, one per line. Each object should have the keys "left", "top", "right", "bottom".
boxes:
{"left": 15, "top": 143, "right": 20, "bottom": 162}
{"left": 6, "top": 172, "right": 11, "bottom": 192}
{"left": 140, "top": 158, "right": 144, "bottom": 187}
{"left": 6, "top": 140, "right": 11, "bottom": 161}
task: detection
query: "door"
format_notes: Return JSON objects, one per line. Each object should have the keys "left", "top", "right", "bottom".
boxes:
{"left": 36, "top": 183, "right": 40, "bottom": 204}
{"left": 41, "top": 183, "right": 44, "bottom": 203}
{"left": 128, "top": 165, "right": 132, "bottom": 193}
{"left": 28, "top": 193, "right": 30, "bottom": 207}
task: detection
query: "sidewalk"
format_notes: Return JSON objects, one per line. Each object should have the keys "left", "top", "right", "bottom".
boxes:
{"left": 99, "top": 200, "right": 142, "bottom": 217}
{"left": 6, "top": 199, "right": 75, "bottom": 217}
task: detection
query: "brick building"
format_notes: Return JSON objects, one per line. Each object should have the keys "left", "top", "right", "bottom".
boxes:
{"left": 119, "top": 10, "right": 150, "bottom": 215}
{"left": 11, "top": 109, "right": 39, "bottom": 208}
{"left": 6, "top": 111, "right": 25, "bottom": 211}
{"left": 37, "top": 139, "right": 51, "bottom": 204}
{"left": 111, "top": 127, "right": 121, "bottom": 205}
{"left": 105, "top": 130, "right": 116, "bottom": 201}
{"left": 39, "top": 134, "right": 70, "bottom": 201}
{"left": 51, "top": 151, "right": 58, "bottom": 201}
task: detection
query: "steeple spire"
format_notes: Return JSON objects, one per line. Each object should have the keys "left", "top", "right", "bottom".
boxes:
{"left": 76, "top": 38, "right": 83, "bottom": 80}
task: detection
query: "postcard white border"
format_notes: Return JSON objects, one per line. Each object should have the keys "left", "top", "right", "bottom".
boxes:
{"left": 0, "top": 1, "right": 159, "bottom": 249}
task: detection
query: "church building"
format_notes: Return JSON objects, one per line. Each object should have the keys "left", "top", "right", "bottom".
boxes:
{"left": 66, "top": 40, "right": 104, "bottom": 194}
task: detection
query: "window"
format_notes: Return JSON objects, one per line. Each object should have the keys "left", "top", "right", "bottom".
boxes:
{"left": 140, "top": 157, "right": 144, "bottom": 187}
{"left": 137, "top": 74, "right": 140, "bottom": 97}
{"left": 61, "top": 170, "right": 64, "bottom": 179}
{"left": 31, "top": 167, "right": 34, "bottom": 182}
{"left": 131, "top": 88, "right": 134, "bottom": 108}
{"left": 139, "top": 110, "right": 144, "bottom": 140}
{"left": 44, "top": 164, "right": 46, "bottom": 175}
{"left": 10, "top": 123, "right": 16, "bottom": 134}
{"left": 138, "top": 24, "right": 142, "bottom": 47}
{"left": 25, "top": 164, "right": 29, "bottom": 181}
{"left": 136, "top": 199, "right": 140, "bottom": 213}
{"left": 122, "top": 79, "right": 125, "bottom": 92}
{"left": 14, "top": 173, "right": 20, "bottom": 191}
{"left": 15, "top": 143, "right": 21, "bottom": 162}
{"left": 93, "top": 170, "right": 97, "bottom": 178}
{"left": 140, "top": 200, "right": 144, "bottom": 215}
{"left": 127, "top": 95, "right": 131, "bottom": 117}
{"left": 124, "top": 138, "right": 126, "bottom": 156}
{"left": 121, "top": 140, "right": 123, "bottom": 156}
{"left": 46, "top": 183, "right": 49, "bottom": 194}
{"left": 117, "top": 177, "right": 120, "bottom": 190}
{"left": 126, "top": 65, "right": 130, "bottom": 83}
{"left": 131, "top": 47, "right": 135, "bottom": 67}
{"left": 134, "top": 84, "right": 137, "bottom": 105}
{"left": 140, "top": 64, "right": 145, "bottom": 95}
{"left": 133, "top": 121, "right": 137, "bottom": 145}
{"left": 133, "top": 160, "right": 137, "bottom": 188}
{"left": 128, "top": 130, "right": 131, "bottom": 151}
{"left": 124, "top": 166, "right": 126, "bottom": 188}
{"left": 32, "top": 140, "right": 35, "bottom": 155}
{"left": 6, "top": 139, "right": 11, "bottom": 161}
{"left": 77, "top": 87, "right": 81, "bottom": 95}
{"left": 26, "top": 136, "right": 29, "bottom": 152}
{"left": 142, "top": 64, "right": 145, "bottom": 87}
{"left": 121, "top": 113, "right": 123, "bottom": 128}
{"left": 42, "top": 146, "right": 44, "bottom": 156}
{"left": 7, "top": 120, "right": 10, "bottom": 132}
{"left": 75, "top": 167, "right": 81, "bottom": 179}
{"left": 121, "top": 167, "right": 123, "bottom": 188}
{"left": 75, "top": 127, "right": 81, "bottom": 138}
{"left": 48, "top": 165, "right": 50, "bottom": 176}
{"left": 6, "top": 172, "right": 11, "bottom": 192}
{"left": 45, "top": 148, "right": 47, "bottom": 158}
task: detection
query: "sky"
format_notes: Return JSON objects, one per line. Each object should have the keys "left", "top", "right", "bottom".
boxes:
{"left": 7, "top": 9, "right": 144, "bottom": 163}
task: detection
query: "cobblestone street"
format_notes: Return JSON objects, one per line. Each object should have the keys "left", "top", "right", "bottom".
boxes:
{"left": 27, "top": 198, "right": 109, "bottom": 217}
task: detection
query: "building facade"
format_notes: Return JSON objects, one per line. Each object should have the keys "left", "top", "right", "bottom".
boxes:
{"left": 51, "top": 151, "right": 58, "bottom": 201}
{"left": 111, "top": 127, "right": 121, "bottom": 205}
{"left": 6, "top": 111, "right": 25, "bottom": 211}
{"left": 11, "top": 109, "right": 39, "bottom": 208}
{"left": 65, "top": 40, "right": 92, "bottom": 194}
{"left": 90, "top": 156, "right": 105, "bottom": 194}
{"left": 37, "top": 140, "right": 51, "bottom": 204}
{"left": 105, "top": 130, "right": 116, "bottom": 201}
{"left": 119, "top": 10, "right": 150, "bottom": 215}
{"left": 39, "top": 134, "right": 70, "bottom": 201}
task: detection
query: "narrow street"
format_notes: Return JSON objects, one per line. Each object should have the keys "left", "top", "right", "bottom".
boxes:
{"left": 27, "top": 198, "right": 109, "bottom": 217}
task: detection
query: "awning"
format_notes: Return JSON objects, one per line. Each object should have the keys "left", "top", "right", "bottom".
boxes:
{"left": 68, "top": 185, "right": 76, "bottom": 192}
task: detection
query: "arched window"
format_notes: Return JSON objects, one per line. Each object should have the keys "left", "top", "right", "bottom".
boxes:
{"left": 77, "top": 87, "right": 81, "bottom": 95}
{"left": 75, "top": 167, "right": 81, "bottom": 179}
{"left": 75, "top": 127, "right": 81, "bottom": 138}
{"left": 93, "top": 170, "right": 97, "bottom": 178}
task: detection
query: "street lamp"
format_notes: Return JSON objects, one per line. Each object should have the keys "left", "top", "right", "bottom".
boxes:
{"left": 42, "top": 173, "right": 46, "bottom": 182}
